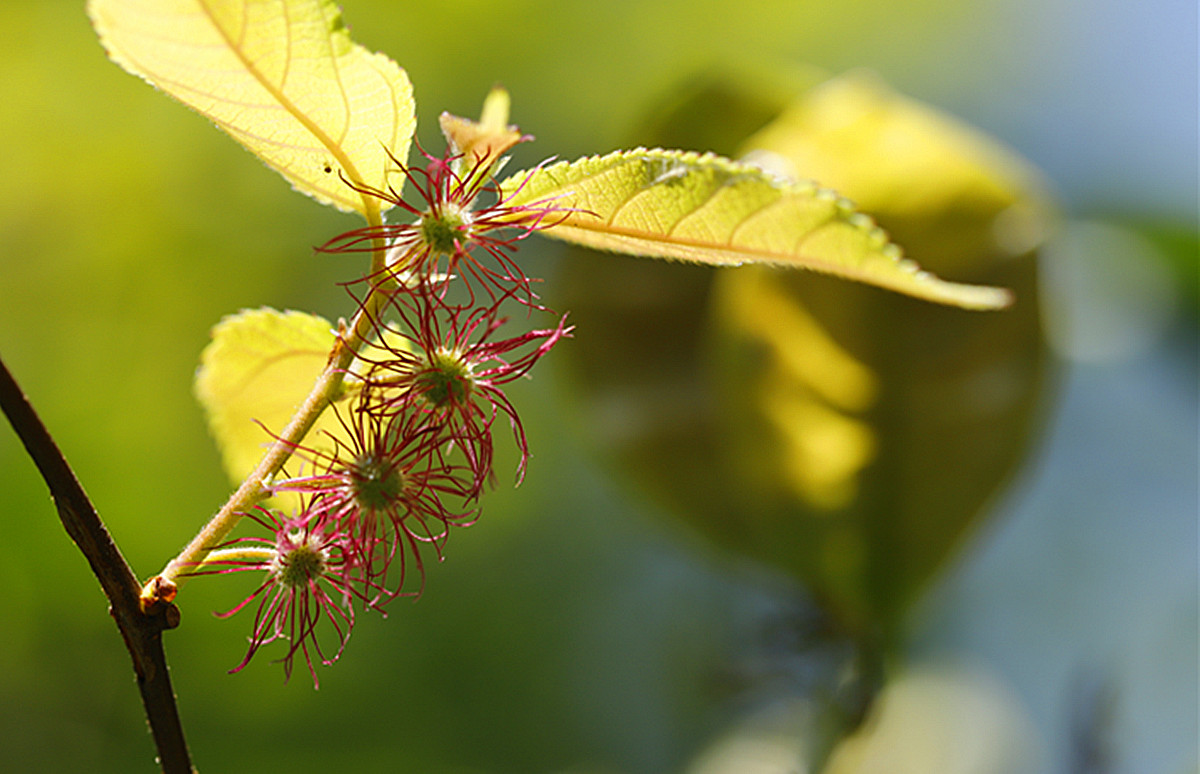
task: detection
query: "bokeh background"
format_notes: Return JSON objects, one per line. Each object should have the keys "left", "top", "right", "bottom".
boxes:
{"left": 0, "top": 0, "right": 1195, "bottom": 772}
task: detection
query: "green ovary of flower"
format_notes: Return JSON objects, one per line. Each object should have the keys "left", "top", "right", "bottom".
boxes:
{"left": 273, "top": 540, "right": 328, "bottom": 588}
{"left": 415, "top": 350, "right": 473, "bottom": 407}
{"left": 351, "top": 454, "right": 406, "bottom": 511}
{"left": 419, "top": 206, "right": 469, "bottom": 256}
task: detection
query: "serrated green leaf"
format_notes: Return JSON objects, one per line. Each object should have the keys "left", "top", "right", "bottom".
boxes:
{"left": 502, "top": 149, "right": 1011, "bottom": 309}
{"left": 88, "top": 0, "right": 415, "bottom": 217}
{"left": 194, "top": 308, "right": 346, "bottom": 509}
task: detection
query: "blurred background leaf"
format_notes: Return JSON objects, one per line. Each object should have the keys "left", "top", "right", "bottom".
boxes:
{"left": 558, "top": 69, "right": 1050, "bottom": 652}
{"left": 0, "top": 0, "right": 1193, "bottom": 772}
{"left": 820, "top": 662, "right": 1041, "bottom": 774}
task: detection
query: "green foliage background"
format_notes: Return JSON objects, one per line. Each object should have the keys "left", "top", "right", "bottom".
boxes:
{"left": 0, "top": 0, "right": 1194, "bottom": 772}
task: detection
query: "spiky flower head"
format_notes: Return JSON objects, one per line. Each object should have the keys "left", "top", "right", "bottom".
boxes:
{"left": 354, "top": 283, "right": 572, "bottom": 491}
{"left": 189, "top": 505, "right": 374, "bottom": 688}
{"left": 318, "top": 143, "right": 571, "bottom": 306}
{"left": 268, "top": 402, "right": 479, "bottom": 600}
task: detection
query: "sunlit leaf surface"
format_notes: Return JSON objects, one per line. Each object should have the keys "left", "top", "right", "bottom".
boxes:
{"left": 88, "top": 0, "right": 415, "bottom": 216}
{"left": 194, "top": 308, "right": 347, "bottom": 509}
{"left": 504, "top": 149, "right": 1011, "bottom": 309}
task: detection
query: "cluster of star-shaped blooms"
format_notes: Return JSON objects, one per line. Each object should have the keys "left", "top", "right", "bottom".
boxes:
{"left": 197, "top": 141, "right": 573, "bottom": 686}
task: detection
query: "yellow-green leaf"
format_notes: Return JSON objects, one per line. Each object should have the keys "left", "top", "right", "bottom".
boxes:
{"left": 88, "top": 0, "right": 415, "bottom": 217}
{"left": 502, "top": 149, "right": 1010, "bottom": 309}
{"left": 195, "top": 308, "right": 346, "bottom": 509}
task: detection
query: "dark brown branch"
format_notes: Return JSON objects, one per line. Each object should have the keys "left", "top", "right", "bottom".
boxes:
{"left": 0, "top": 355, "right": 194, "bottom": 774}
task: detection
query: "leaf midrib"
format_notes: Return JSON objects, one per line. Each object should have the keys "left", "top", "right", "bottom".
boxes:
{"left": 197, "top": 0, "right": 376, "bottom": 219}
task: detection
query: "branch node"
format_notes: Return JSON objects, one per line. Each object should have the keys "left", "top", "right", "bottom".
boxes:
{"left": 140, "top": 575, "right": 179, "bottom": 614}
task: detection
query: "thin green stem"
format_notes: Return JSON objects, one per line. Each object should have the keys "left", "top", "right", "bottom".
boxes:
{"left": 193, "top": 547, "right": 278, "bottom": 568}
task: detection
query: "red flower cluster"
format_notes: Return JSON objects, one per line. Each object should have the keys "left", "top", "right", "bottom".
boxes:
{"left": 203, "top": 144, "right": 572, "bottom": 685}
